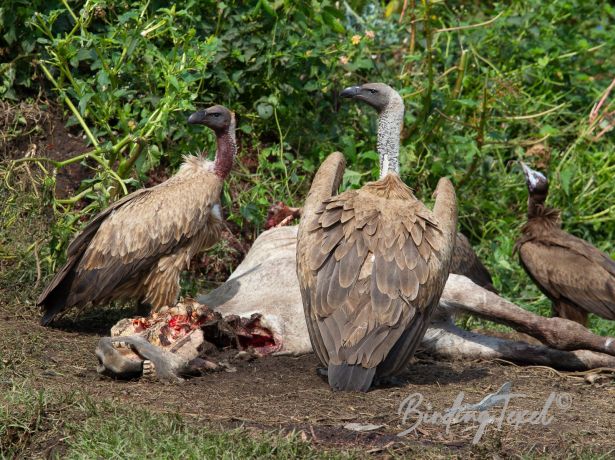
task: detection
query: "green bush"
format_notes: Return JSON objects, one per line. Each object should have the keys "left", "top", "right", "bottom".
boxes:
{"left": 3, "top": 0, "right": 614, "bottom": 329}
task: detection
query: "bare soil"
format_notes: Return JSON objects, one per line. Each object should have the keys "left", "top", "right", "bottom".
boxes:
{"left": 0, "top": 100, "right": 90, "bottom": 199}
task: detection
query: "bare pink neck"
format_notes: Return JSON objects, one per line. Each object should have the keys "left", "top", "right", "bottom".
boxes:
{"left": 213, "top": 130, "right": 236, "bottom": 180}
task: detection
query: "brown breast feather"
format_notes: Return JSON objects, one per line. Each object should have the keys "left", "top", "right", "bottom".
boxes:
{"left": 305, "top": 174, "right": 448, "bottom": 368}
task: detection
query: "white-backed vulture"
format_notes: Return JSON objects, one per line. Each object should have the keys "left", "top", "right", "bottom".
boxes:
{"left": 515, "top": 162, "right": 615, "bottom": 326}
{"left": 37, "top": 105, "right": 236, "bottom": 326}
{"left": 296, "top": 83, "right": 457, "bottom": 391}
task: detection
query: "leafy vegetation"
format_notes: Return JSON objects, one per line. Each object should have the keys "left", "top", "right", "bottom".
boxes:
{"left": 1, "top": 2, "right": 614, "bottom": 327}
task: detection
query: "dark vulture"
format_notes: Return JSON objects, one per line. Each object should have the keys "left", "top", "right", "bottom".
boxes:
{"left": 451, "top": 232, "right": 496, "bottom": 293}
{"left": 296, "top": 83, "right": 458, "bottom": 391}
{"left": 38, "top": 105, "right": 236, "bottom": 326}
{"left": 515, "top": 162, "right": 615, "bottom": 326}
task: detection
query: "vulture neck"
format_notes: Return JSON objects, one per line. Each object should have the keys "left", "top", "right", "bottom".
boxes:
{"left": 526, "top": 197, "right": 561, "bottom": 231}
{"left": 376, "top": 94, "right": 404, "bottom": 178}
{"left": 213, "top": 116, "right": 237, "bottom": 180}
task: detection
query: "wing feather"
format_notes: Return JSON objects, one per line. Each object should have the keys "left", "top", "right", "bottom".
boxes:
{"left": 519, "top": 235, "right": 615, "bottom": 319}
{"left": 40, "top": 167, "right": 223, "bottom": 317}
{"left": 300, "top": 174, "right": 454, "bottom": 374}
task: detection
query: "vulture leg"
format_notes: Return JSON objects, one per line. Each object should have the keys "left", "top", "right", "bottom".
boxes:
{"left": 422, "top": 318, "right": 615, "bottom": 370}
{"left": 442, "top": 274, "right": 615, "bottom": 356}
{"left": 553, "top": 299, "right": 588, "bottom": 327}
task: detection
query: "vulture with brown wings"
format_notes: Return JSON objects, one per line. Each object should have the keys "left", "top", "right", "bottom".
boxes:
{"left": 515, "top": 162, "right": 615, "bottom": 326}
{"left": 297, "top": 83, "right": 457, "bottom": 391}
{"left": 450, "top": 232, "right": 496, "bottom": 292}
{"left": 38, "top": 105, "right": 236, "bottom": 326}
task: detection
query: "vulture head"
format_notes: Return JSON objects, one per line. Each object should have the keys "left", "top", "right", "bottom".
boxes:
{"left": 188, "top": 105, "right": 234, "bottom": 134}
{"left": 340, "top": 82, "right": 404, "bottom": 178}
{"left": 340, "top": 82, "right": 402, "bottom": 113}
{"left": 520, "top": 161, "right": 549, "bottom": 203}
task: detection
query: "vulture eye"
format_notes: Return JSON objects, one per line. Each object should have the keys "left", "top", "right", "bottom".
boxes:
{"left": 369, "top": 89, "right": 378, "bottom": 94}
{"left": 210, "top": 112, "right": 221, "bottom": 118}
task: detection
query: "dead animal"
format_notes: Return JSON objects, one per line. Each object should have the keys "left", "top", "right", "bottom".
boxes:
{"left": 96, "top": 299, "right": 282, "bottom": 381}
{"left": 515, "top": 162, "right": 615, "bottom": 326}
{"left": 38, "top": 105, "right": 237, "bottom": 325}
{"left": 296, "top": 83, "right": 458, "bottom": 391}
{"left": 97, "top": 226, "right": 615, "bottom": 382}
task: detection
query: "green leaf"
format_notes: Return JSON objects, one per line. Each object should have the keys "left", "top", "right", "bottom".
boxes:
{"left": 240, "top": 202, "right": 260, "bottom": 222}
{"left": 360, "top": 150, "right": 379, "bottom": 162}
{"left": 559, "top": 165, "right": 574, "bottom": 195}
{"left": 259, "top": 0, "right": 277, "bottom": 17}
{"left": 97, "top": 70, "right": 110, "bottom": 89}
{"left": 168, "top": 75, "right": 179, "bottom": 90}
{"left": 321, "top": 11, "right": 345, "bottom": 34}
{"left": 256, "top": 102, "right": 273, "bottom": 119}
{"left": 78, "top": 92, "right": 93, "bottom": 115}
{"left": 343, "top": 169, "right": 364, "bottom": 188}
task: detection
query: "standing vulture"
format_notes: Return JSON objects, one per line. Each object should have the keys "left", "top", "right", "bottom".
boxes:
{"left": 515, "top": 162, "right": 615, "bottom": 326}
{"left": 38, "top": 105, "right": 236, "bottom": 326}
{"left": 296, "top": 83, "right": 457, "bottom": 391}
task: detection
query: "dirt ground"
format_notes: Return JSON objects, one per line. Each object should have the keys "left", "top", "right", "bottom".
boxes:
{"left": 2, "top": 311, "right": 615, "bottom": 458}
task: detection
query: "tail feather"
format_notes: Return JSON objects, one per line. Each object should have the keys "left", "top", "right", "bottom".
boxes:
{"left": 328, "top": 363, "right": 376, "bottom": 392}
{"left": 38, "top": 269, "right": 76, "bottom": 326}
{"left": 40, "top": 298, "right": 66, "bottom": 326}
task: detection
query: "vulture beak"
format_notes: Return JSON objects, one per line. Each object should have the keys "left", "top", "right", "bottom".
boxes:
{"left": 188, "top": 109, "right": 208, "bottom": 125}
{"left": 520, "top": 161, "right": 547, "bottom": 192}
{"left": 340, "top": 86, "right": 361, "bottom": 99}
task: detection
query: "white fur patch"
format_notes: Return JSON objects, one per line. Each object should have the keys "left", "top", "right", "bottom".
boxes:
{"left": 211, "top": 204, "right": 222, "bottom": 221}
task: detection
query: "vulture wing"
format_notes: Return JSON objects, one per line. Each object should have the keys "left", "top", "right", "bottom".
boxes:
{"left": 298, "top": 166, "right": 457, "bottom": 391}
{"left": 518, "top": 231, "right": 615, "bottom": 320}
{"left": 451, "top": 232, "right": 496, "bottom": 292}
{"left": 39, "top": 170, "right": 222, "bottom": 324}
{"left": 37, "top": 188, "right": 150, "bottom": 311}
{"left": 297, "top": 151, "right": 346, "bottom": 366}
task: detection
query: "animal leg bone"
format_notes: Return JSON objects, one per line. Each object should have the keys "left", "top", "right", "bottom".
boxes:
{"left": 96, "top": 335, "right": 192, "bottom": 382}
{"left": 441, "top": 274, "right": 615, "bottom": 356}
{"left": 422, "top": 318, "right": 615, "bottom": 370}
{"left": 95, "top": 337, "right": 143, "bottom": 378}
